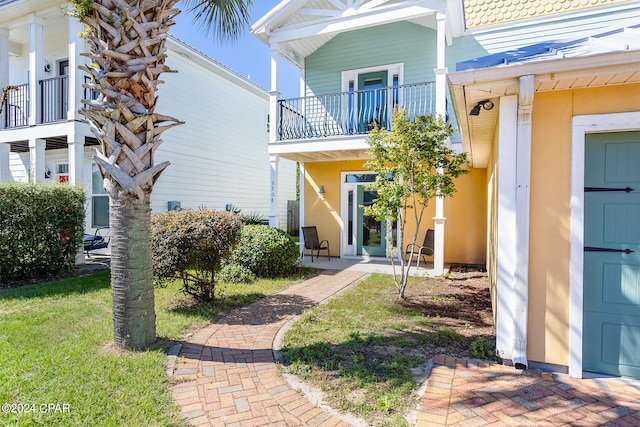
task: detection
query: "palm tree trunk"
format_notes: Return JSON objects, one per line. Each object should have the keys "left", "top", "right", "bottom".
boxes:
{"left": 110, "top": 194, "right": 155, "bottom": 350}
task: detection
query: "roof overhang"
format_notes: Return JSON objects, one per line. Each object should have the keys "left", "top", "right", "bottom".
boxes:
{"left": 251, "top": 0, "right": 464, "bottom": 69}
{"left": 448, "top": 49, "right": 640, "bottom": 168}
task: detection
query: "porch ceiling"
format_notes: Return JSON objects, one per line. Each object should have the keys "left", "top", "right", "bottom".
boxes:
{"left": 252, "top": 0, "right": 462, "bottom": 69}
{"left": 273, "top": 147, "right": 371, "bottom": 163}
{"left": 9, "top": 136, "right": 99, "bottom": 153}
{"left": 0, "top": 0, "right": 65, "bottom": 24}
{"left": 1, "top": 1, "right": 68, "bottom": 45}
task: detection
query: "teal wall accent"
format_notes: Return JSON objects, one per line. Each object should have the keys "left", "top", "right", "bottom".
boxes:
{"left": 305, "top": 22, "right": 435, "bottom": 96}
{"left": 303, "top": 22, "right": 489, "bottom": 145}
{"left": 304, "top": 21, "right": 488, "bottom": 97}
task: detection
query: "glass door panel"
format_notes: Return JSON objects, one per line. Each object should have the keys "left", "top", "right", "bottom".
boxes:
{"left": 356, "top": 186, "right": 386, "bottom": 256}
{"left": 357, "top": 71, "right": 387, "bottom": 133}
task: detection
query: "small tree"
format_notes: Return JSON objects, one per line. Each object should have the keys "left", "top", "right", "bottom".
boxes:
{"left": 365, "top": 109, "right": 468, "bottom": 299}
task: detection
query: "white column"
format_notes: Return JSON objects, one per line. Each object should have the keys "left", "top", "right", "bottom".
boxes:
{"left": 495, "top": 95, "right": 518, "bottom": 361}
{"left": 433, "top": 12, "right": 448, "bottom": 276}
{"left": 269, "top": 154, "right": 279, "bottom": 228}
{"left": 67, "top": 16, "right": 85, "bottom": 121}
{"left": 0, "top": 143, "right": 10, "bottom": 182}
{"left": 268, "top": 46, "right": 281, "bottom": 228}
{"left": 0, "top": 29, "right": 8, "bottom": 130}
{"left": 512, "top": 75, "right": 534, "bottom": 369}
{"left": 68, "top": 135, "right": 84, "bottom": 186}
{"left": 69, "top": 133, "right": 87, "bottom": 265}
{"left": 28, "top": 15, "right": 44, "bottom": 126}
{"left": 29, "top": 138, "right": 46, "bottom": 183}
{"left": 269, "top": 46, "right": 281, "bottom": 144}
{"left": 299, "top": 162, "right": 305, "bottom": 255}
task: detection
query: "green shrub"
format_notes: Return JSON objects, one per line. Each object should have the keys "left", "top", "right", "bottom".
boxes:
{"left": 471, "top": 336, "right": 496, "bottom": 359}
{"left": 241, "top": 212, "right": 266, "bottom": 225}
{"left": 0, "top": 183, "right": 85, "bottom": 283}
{"left": 229, "top": 225, "right": 299, "bottom": 278}
{"left": 218, "top": 263, "right": 256, "bottom": 284}
{"left": 151, "top": 209, "right": 243, "bottom": 302}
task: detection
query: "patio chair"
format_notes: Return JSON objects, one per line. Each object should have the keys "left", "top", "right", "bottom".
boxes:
{"left": 301, "top": 226, "right": 330, "bottom": 262}
{"left": 405, "top": 228, "right": 434, "bottom": 269}
{"left": 84, "top": 227, "right": 111, "bottom": 257}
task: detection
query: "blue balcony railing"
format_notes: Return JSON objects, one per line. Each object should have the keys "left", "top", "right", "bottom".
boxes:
{"left": 277, "top": 81, "right": 436, "bottom": 141}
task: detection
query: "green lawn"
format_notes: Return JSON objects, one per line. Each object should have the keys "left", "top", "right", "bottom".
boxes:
{"left": 281, "top": 273, "right": 494, "bottom": 427}
{"left": 0, "top": 271, "right": 301, "bottom": 426}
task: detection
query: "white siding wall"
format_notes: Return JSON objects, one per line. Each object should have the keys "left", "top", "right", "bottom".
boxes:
{"left": 8, "top": 152, "right": 28, "bottom": 182}
{"left": 151, "top": 43, "right": 296, "bottom": 229}
{"left": 5, "top": 34, "right": 296, "bottom": 232}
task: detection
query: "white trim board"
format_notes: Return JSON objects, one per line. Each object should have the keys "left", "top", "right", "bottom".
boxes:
{"left": 569, "top": 111, "right": 640, "bottom": 378}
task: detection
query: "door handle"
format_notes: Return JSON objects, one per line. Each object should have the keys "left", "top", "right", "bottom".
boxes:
{"left": 585, "top": 187, "right": 634, "bottom": 193}
{"left": 585, "top": 246, "right": 634, "bottom": 254}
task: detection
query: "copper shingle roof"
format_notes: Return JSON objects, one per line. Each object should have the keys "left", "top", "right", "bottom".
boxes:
{"left": 464, "top": 0, "right": 631, "bottom": 28}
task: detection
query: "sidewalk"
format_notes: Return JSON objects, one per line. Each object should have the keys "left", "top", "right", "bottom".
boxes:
{"left": 169, "top": 267, "right": 640, "bottom": 426}
{"left": 169, "top": 269, "right": 367, "bottom": 426}
{"left": 420, "top": 356, "right": 640, "bottom": 426}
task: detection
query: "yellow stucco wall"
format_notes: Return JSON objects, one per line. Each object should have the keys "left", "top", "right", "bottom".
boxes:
{"left": 526, "top": 83, "right": 640, "bottom": 366}
{"left": 303, "top": 161, "right": 487, "bottom": 263}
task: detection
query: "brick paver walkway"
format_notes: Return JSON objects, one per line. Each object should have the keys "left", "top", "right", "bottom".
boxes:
{"left": 419, "top": 355, "right": 640, "bottom": 426}
{"left": 170, "top": 269, "right": 367, "bottom": 426}
{"left": 170, "top": 268, "right": 640, "bottom": 427}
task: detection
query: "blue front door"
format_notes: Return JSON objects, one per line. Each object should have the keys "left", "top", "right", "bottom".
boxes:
{"left": 357, "top": 71, "right": 387, "bottom": 133}
{"left": 583, "top": 131, "right": 640, "bottom": 378}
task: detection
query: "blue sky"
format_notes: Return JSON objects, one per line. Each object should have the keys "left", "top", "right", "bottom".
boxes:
{"left": 170, "top": 1, "right": 301, "bottom": 98}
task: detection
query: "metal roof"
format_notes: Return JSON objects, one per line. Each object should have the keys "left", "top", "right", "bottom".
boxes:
{"left": 457, "top": 24, "right": 640, "bottom": 72}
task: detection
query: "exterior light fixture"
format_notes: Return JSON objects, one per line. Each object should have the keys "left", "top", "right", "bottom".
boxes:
{"left": 318, "top": 185, "right": 325, "bottom": 198}
{"left": 469, "top": 100, "right": 494, "bottom": 116}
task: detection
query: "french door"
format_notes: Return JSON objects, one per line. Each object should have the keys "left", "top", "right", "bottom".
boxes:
{"left": 342, "top": 173, "right": 397, "bottom": 257}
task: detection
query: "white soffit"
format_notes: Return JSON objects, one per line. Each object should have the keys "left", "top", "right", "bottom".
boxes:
{"left": 252, "top": 0, "right": 453, "bottom": 68}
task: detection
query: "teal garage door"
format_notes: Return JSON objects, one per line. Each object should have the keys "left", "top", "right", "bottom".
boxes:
{"left": 584, "top": 131, "right": 640, "bottom": 378}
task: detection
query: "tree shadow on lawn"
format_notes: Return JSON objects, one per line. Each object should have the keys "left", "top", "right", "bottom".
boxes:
{"left": 0, "top": 269, "right": 111, "bottom": 300}
{"left": 401, "top": 280, "right": 495, "bottom": 332}
{"left": 277, "top": 330, "right": 497, "bottom": 425}
{"left": 169, "top": 292, "right": 317, "bottom": 326}
{"left": 280, "top": 329, "right": 498, "bottom": 385}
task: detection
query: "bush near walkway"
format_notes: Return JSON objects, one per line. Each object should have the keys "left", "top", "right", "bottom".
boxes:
{"left": 0, "top": 183, "right": 85, "bottom": 283}
{"left": 151, "top": 209, "right": 243, "bottom": 302}
{"left": 226, "top": 225, "right": 299, "bottom": 280}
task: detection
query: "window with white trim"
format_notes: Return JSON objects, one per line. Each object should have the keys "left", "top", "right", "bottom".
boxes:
{"left": 91, "top": 163, "right": 109, "bottom": 227}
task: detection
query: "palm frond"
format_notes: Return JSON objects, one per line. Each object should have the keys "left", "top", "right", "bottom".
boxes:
{"left": 182, "top": 0, "right": 254, "bottom": 43}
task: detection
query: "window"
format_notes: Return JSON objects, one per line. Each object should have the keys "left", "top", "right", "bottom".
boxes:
{"left": 56, "top": 163, "right": 69, "bottom": 183}
{"left": 59, "top": 60, "right": 69, "bottom": 76}
{"left": 92, "top": 164, "right": 109, "bottom": 227}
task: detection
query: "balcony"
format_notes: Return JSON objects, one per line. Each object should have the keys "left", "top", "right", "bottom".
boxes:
{"left": 277, "top": 81, "right": 436, "bottom": 141}
{"left": 1, "top": 75, "right": 69, "bottom": 129}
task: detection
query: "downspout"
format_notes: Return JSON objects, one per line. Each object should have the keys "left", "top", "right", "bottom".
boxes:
{"left": 513, "top": 75, "right": 534, "bottom": 369}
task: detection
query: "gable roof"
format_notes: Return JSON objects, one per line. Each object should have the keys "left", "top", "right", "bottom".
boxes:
{"left": 251, "top": 0, "right": 466, "bottom": 68}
